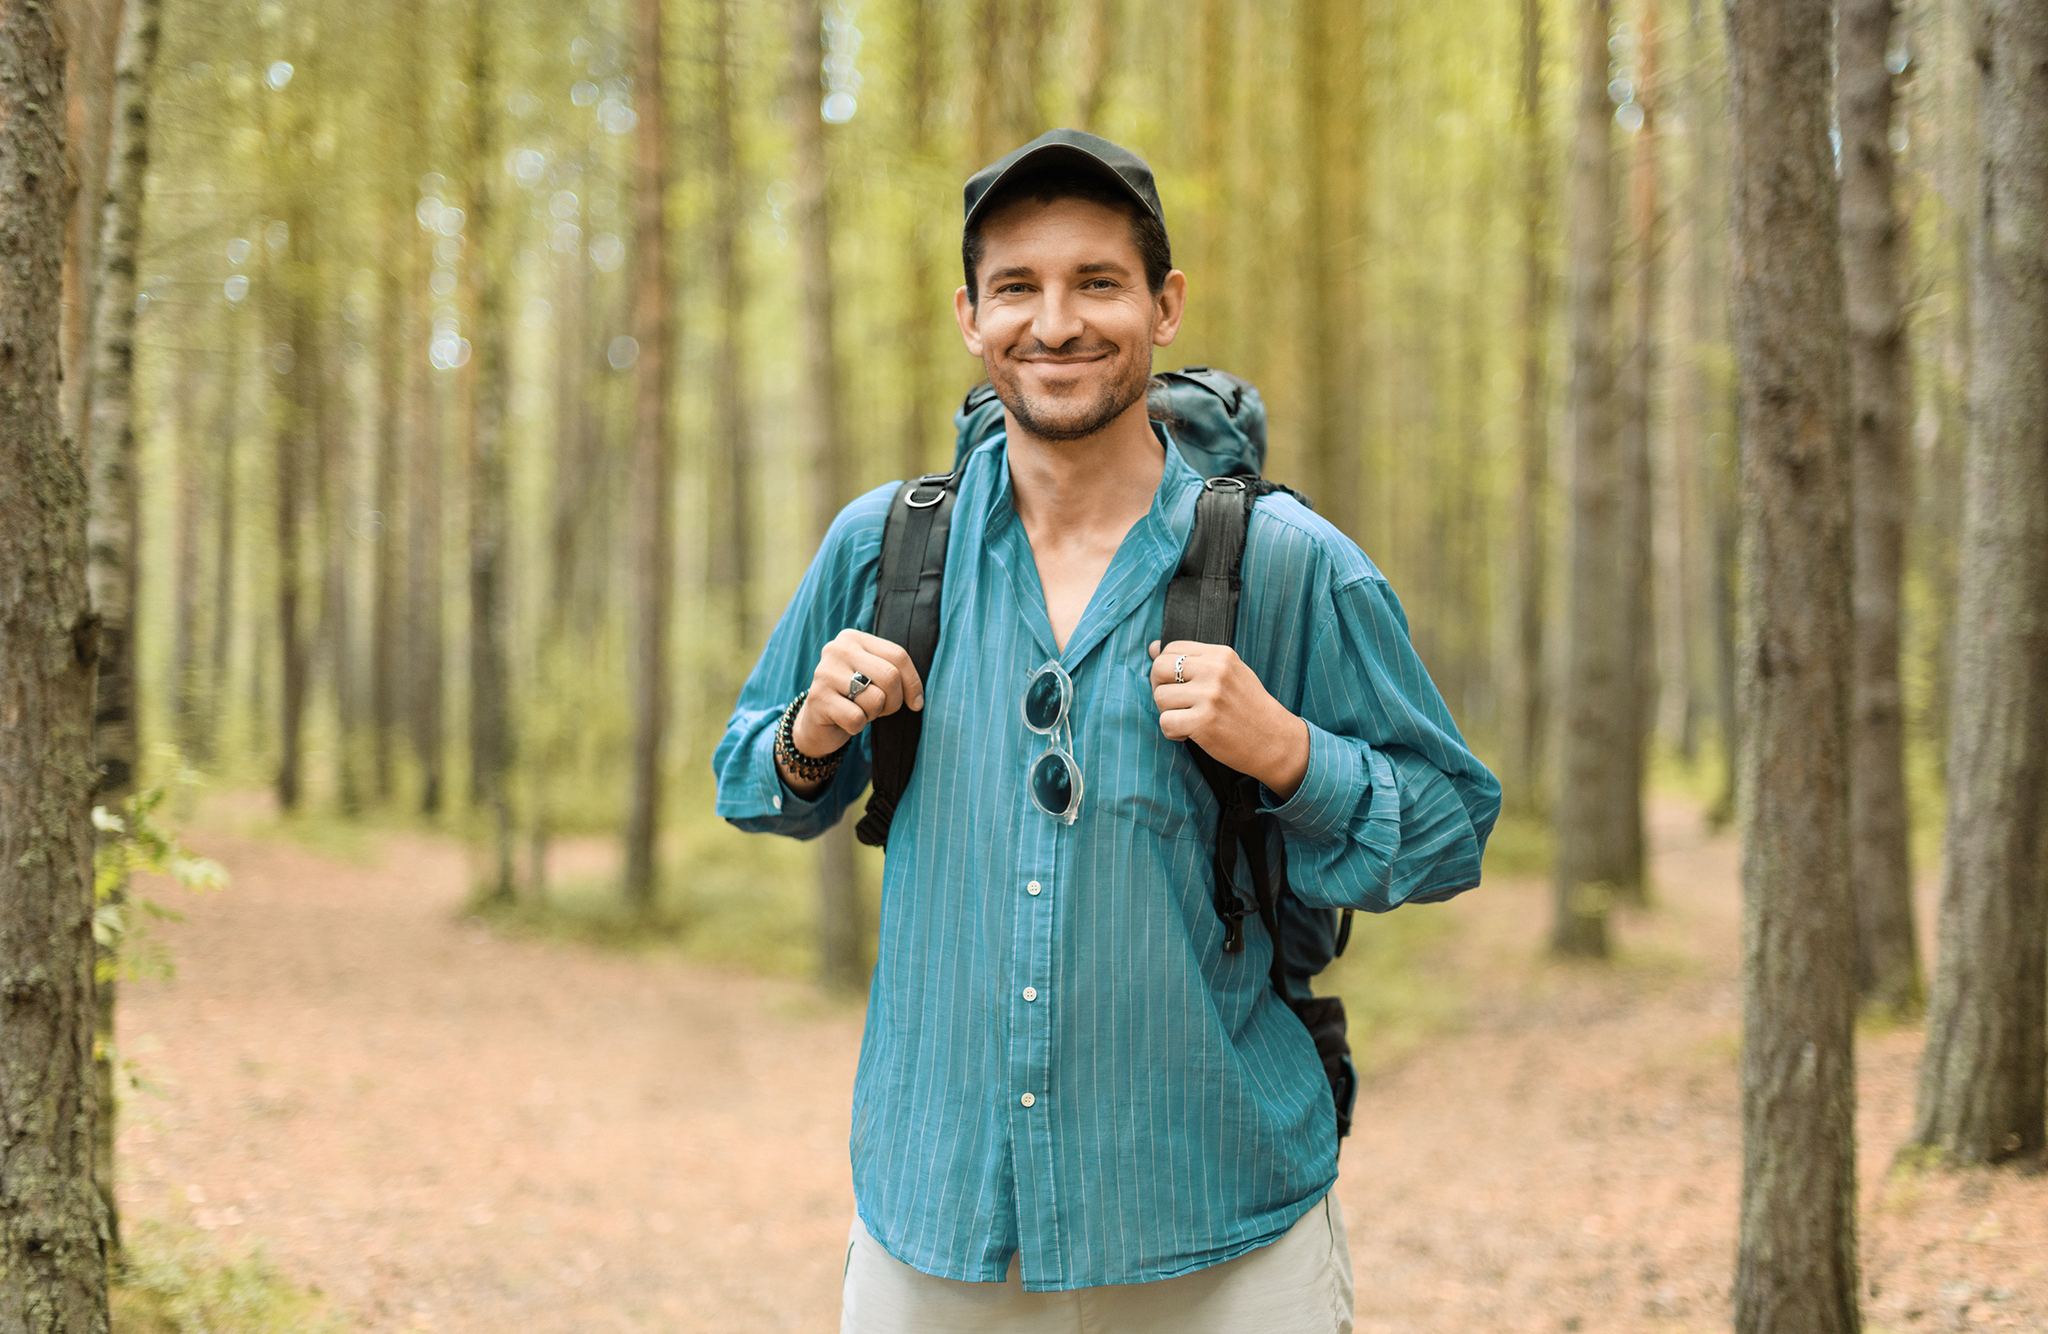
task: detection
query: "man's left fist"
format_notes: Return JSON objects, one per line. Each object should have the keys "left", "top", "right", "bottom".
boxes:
{"left": 1147, "top": 640, "right": 1310, "bottom": 800}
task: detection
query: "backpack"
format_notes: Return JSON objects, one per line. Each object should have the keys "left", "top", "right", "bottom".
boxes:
{"left": 853, "top": 368, "right": 1359, "bottom": 1142}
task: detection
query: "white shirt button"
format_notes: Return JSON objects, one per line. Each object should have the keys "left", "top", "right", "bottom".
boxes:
{"left": 772, "top": 794, "right": 782, "bottom": 810}
{"left": 1020, "top": 1092, "right": 1035, "bottom": 1108}
{"left": 1027, "top": 881, "right": 1042, "bottom": 896}
{"left": 1022, "top": 986, "right": 1038, "bottom": 1002}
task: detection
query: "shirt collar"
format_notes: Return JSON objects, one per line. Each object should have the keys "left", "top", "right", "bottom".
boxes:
{"left": 973, "top": 420, "right": 1206, "bottom": 671}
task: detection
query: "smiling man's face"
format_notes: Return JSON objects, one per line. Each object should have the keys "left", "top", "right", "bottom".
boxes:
{"left": 955, "top": 194, "right": 1185, "bottom": 444}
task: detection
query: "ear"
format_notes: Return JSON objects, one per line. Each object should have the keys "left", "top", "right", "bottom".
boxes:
{"left": 1151, "top": 270, "right": 1188, "bottom": 348}
{"left": 954, "top": 285, "right": 986, "bottom": 358}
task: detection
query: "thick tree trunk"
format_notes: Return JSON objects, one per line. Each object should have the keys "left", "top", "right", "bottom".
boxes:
{"left": 1725, "top": 0, "right": 1861, "bottom": 1325}
{"left": 1611, "top": 21, "right": 1658, "bottom": 906}
{"left": 1839, "top": 0, "right": 1921, "bottom": 1018}
{"left": 0, "top": 2, "right": 111, "bottom": 1324}
{"left": 1553, "top": 0, "right": 1619, "bottom": 957}
{"left": 710, "top": 0, "right": 753, "bottom": 649}
{"left": 790, "top": 0, "right": 862, "bottom": 993}
{"left": 466, "top": 2, "right": 513, "bottom": 897}
{"left": 1911, "top": 0, "right": 2048, "bottom": 1167}
{"left": 1508, "top": 0, "right": 1552, "bottom": 817}
{"left": 623, "top": 0, "right": 673, "bottom": 913}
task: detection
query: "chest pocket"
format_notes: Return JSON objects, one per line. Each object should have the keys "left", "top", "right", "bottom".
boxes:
{"left": 1091, "top": 657, "right": 1210, "bottom": 845}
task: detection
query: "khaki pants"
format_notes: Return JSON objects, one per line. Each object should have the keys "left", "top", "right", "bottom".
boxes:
{"left": 841, "top": 1194, "right": 1354, "bottom": 1334}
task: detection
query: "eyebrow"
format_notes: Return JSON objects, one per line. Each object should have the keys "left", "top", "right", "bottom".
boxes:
{"left": 985, "top": 260, "right": 1134, "bottom": 282}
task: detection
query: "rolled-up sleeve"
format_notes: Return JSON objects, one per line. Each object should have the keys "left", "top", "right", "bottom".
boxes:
{"left": 712, "top": 482, "right": 897, "bottom": 839}
{"left": 1266, "top": 573, "right": 1501, "bottom": 912}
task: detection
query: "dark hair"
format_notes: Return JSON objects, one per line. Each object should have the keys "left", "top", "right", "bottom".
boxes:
{"left": 962, "top": 162, "right": 1172, "bottom": 306}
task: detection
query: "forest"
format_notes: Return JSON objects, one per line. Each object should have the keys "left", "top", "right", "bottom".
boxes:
{"left": 2, "top": 0, "right": 2045, "bottom": 1329}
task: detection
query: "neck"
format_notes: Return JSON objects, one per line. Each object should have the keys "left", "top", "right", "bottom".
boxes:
{"left": 1004, "top": 396, "right": 1166, "bottom": 541}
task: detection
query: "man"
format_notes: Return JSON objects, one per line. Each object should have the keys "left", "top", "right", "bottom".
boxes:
{"left": 714, "top": 129, "right": 1499, "bottom": 1332}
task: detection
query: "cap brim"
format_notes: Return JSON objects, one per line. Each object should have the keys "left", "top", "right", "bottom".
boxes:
{"left": 964, "top": 142, "right": 1157, "bottom": 230}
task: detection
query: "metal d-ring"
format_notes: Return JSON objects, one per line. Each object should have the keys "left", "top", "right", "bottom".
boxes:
{"left": 905, "top": 472, "right": 956, "bottom": 509}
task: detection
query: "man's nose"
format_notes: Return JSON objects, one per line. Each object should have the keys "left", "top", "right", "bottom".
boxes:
{"left": 1031, "top": 286, "right": 1084, "bottom": 349}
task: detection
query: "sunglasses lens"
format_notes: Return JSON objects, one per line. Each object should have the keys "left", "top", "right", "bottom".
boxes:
{"left": 1023, "top": 669, "right": 1065, "bottom": 733}
{"left": 1029, "top": 750, "right": 1074, "bottom": 817}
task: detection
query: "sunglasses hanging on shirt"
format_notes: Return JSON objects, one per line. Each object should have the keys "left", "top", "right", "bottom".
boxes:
{"left": 1022, "top": 661, "right": 1082, "bottom": 824}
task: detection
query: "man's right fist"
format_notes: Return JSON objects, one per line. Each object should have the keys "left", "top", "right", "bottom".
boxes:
{"left": 791, "top": 628, "right": 926, "bottom": 760}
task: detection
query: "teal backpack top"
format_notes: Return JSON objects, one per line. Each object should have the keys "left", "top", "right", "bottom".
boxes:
{"left": 951, "top": 367, "right": 1270, "bottom": 480}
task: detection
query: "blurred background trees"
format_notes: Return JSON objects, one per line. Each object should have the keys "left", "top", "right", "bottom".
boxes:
{"left": 95, "top": 0, "right": 1998, "bottom": 1015}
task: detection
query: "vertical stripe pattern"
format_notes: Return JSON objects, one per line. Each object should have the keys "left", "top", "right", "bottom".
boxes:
{"left": 714, "top": 431, "right": 1500, "bottom": 1292}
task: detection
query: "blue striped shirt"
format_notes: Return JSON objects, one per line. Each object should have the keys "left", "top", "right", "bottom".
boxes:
{"left": 713, "top": 430, "right": 1500, "bottom": 1292}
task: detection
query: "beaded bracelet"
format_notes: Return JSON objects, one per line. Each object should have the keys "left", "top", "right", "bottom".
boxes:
{"left": 775, "top": 690, "right": 849, "bottom": 785}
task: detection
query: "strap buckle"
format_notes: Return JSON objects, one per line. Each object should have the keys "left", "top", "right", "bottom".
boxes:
{"left": 1204, "top": 475, "right": 1249, "bottom": 493}
{"left": 905, "top": 472, "right": 956, "bottom": 509}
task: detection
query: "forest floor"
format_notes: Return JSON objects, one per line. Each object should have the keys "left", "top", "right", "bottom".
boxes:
{"left": 117, "top": 794, "right": 2047, "bottom": 1334}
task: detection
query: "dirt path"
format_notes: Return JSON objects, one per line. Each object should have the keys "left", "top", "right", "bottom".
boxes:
{"left": 121, "top": 800, "right": 2045, "bottom": 1332}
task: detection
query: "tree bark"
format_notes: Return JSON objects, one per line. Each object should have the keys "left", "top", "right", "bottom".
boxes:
{"left": 172, "top": 350, "right": 204, "bottom": 758}
{"left": 0, "top": 1, "right": 111, "bottom": 1323}
{"left": 275, "top": 192, "right": 317, "bottom": 814}
{"left": 1553, "top": 0, "right": 1619, "bottom": 957}
{"left": 1839, "top": 0, "right": 1920, "bottom": 1019}
{"left": 1611, "top": 19, "right": 1658, "bottom": 906}
{"left": 790, "top": 0, "right": 862, "bottom": 993}
{"left": 207, "top": 307, "right": 244, "bottom": 761}
{"left": 623, "top": 0, "right": 673, "bottom": 913}
{"left": 1508, "top": 0, "right": 1552, "bottom": 817}
{"left": 371, "top": 225, "right": 407, "bottom": 803}
{"left": 1725, "top": 0, "right": 1861, "bottom": 1325}
{"left": 1298, "top": 0, "right": 1362, "bottom": 539}
{"left": 465, "top": 0, "right": 513, "bottom": 897}
{"left": 1911, "top": 0, "right": 2048, "bottom": 1167}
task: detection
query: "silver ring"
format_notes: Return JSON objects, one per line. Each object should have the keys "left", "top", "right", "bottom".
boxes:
{"left": 847, "top": 671, "right": 873, "bottom": 701}
{"left": 1173, "top": 654, "right": 1188, "bottom": 685}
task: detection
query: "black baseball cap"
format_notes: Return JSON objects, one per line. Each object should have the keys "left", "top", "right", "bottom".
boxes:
{"left": 962, "top": 129, "right": 1166, "bottom": 236}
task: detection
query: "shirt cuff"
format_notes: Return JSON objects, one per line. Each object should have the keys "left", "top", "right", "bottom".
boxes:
{"left": 1263, "top": 720, "right": 1370, "bottom": 845}
{"left": 715, "top": 722, "right": 804, "bottom": 819}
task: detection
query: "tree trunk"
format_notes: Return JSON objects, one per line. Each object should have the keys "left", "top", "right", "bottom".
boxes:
{"left": 1508, "top": 0, "right": 1552, "bottom": 817}
{"left": 791, "top": 0, "right": 863, "bottom": 993}
{"left": 371, "top": 228, "right": 407, "bottom": 803}
{"left": 710, "top": 0, "right": 754, "bottom": 650}
{"left": 1553, "top": 0, "right": 1619, "bottom": 957}
{"left": 319, "top": 284, "right": 360, "bottom": 818}
{"left": 276, "top": 193, "right": 317, "bottom": 815}
{"left": 1074, "top": 0, "right": 1121, "bottom": 134}
{"left": 466, "top": 1, "right": 513, "bottom": 898}
{"left": 1298, "top": 0, "right": 1362, "bottom": 539}
{"left": 172, "top": 351, "right": 204, "bottom": 758}
{"left": 1611, "top": 18, "right": 1658, "bottom": 906}
{"left": 206, "top": 306, "right": 243, "bottom": 761}
{"left": 1838, "top": 0, "right": 1920, "bottom": 1019}
{"left": 624, "top": 0, "right": 673, "bottom": 913}
{"left": 896, "top": 0, "right": 936, "bottom": 489}
{"left": 1910, "top": 0, "right": 2048, "bottom": 1167}
{"left": 408, "top": 313, "right": 446, "bottom": 818}
{"left": 1725, "top": 0, "right": 1860, "bottom": 1325}
{"left": 80, "top": 0, "right": 159, "bottom": 1257}
{"left": 0, "top": 2, "right": 111, "bottom": 1322}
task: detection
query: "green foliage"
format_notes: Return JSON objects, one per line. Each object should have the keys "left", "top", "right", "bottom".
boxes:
{"left": 94, "top": 768, "right": 228, "bottom": 987}
{"left": 111, "top": 1221, "right": 343, "bottom": 1334}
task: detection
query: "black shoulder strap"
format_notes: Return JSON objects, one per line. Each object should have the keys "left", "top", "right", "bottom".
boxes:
{"left": 1162, "top": 477, "right": 1270, "bottom": 954}
{"left": 856, "top": 471, "right": 959, "bottom": 848}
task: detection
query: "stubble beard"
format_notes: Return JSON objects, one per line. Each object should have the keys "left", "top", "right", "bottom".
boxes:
{"left": 989, "top": 343, "right": 1151, "bottom": 444}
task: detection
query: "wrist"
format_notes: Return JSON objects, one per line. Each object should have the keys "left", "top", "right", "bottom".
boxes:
{"left": 775, "top": 691, "right": 848, "bottom": 791}
{"left": 790, "top": 698, "right": 850, "bottom": 759}
{"left": 1257, "top": 710, "right": 1312, "bottom": 801}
